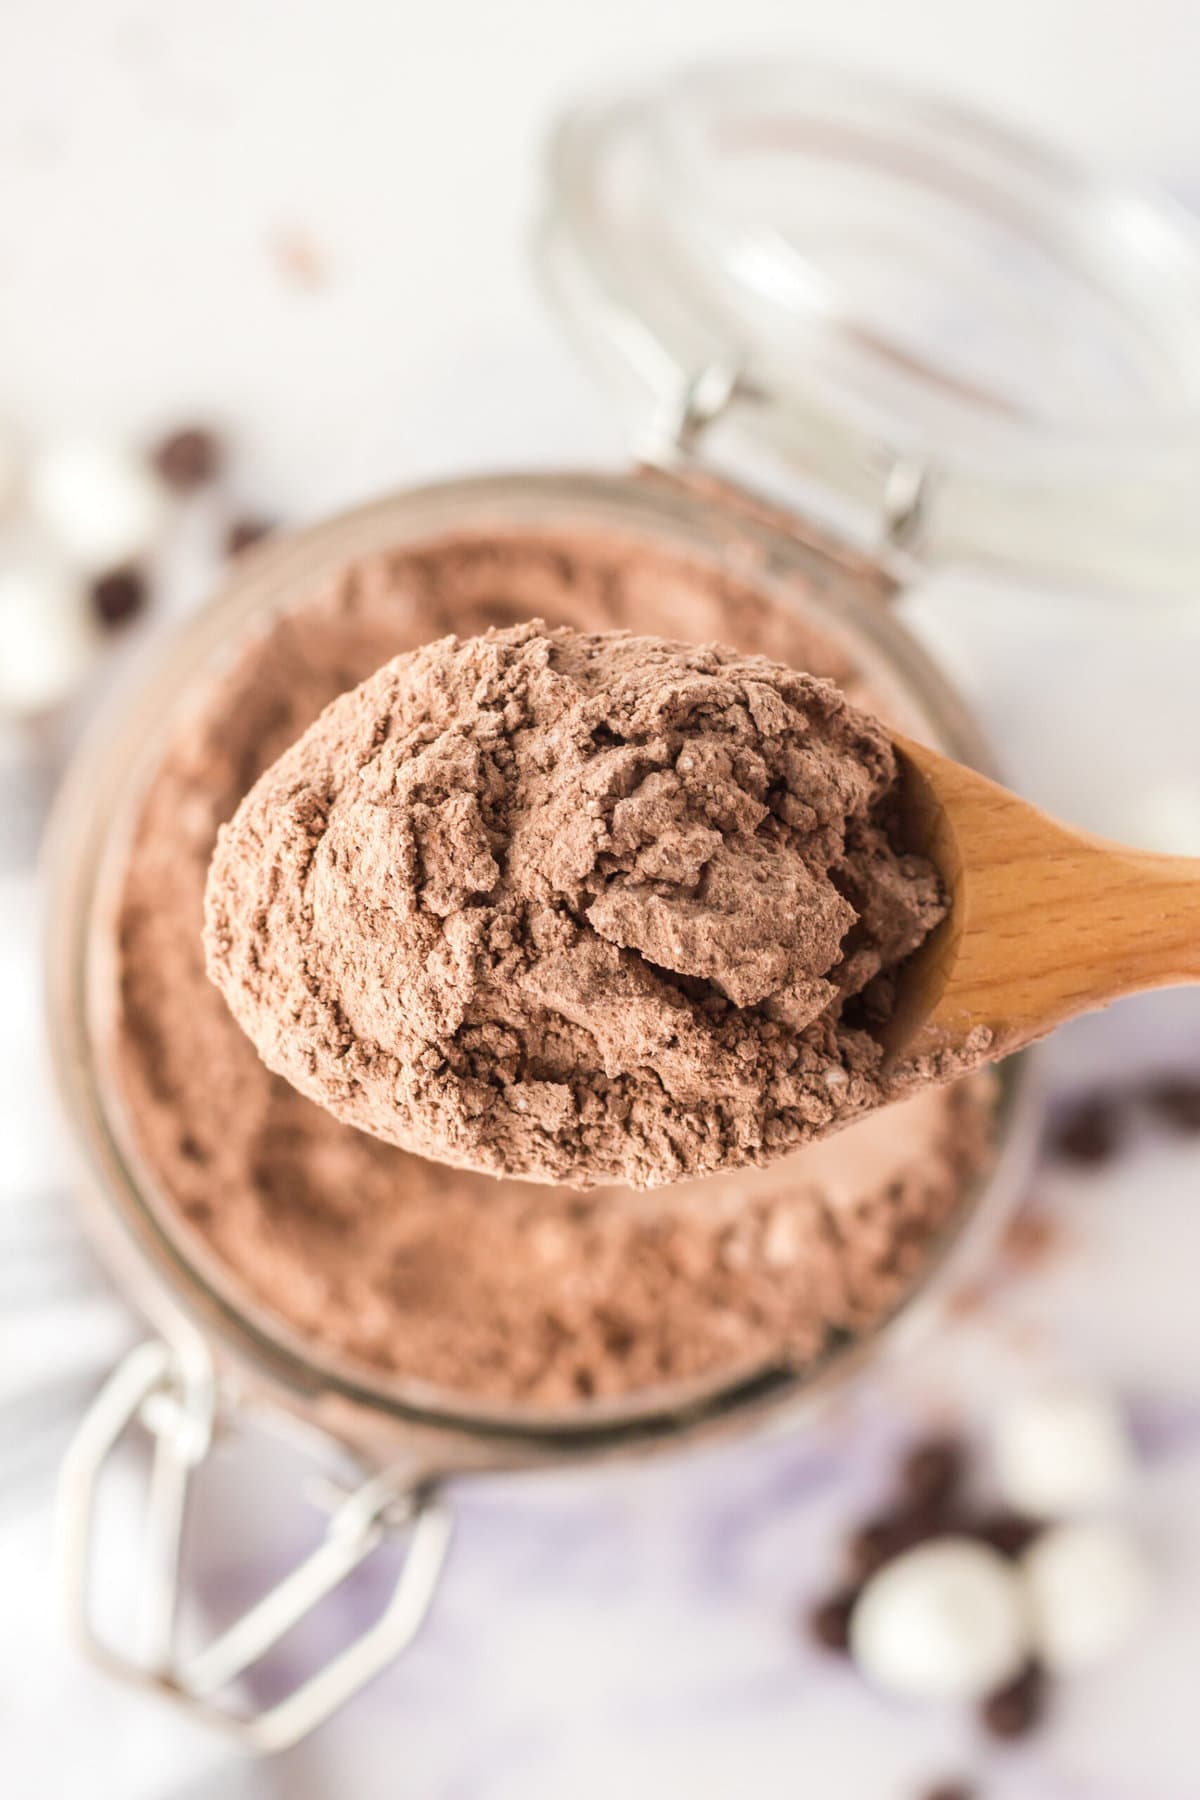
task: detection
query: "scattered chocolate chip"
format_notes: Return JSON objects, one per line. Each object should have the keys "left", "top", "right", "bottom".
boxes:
{"left": 1050, "top": 1096, "right": 1122, "bottom": 1166}
{"left": 225, "top": 516, "right": 274, "bottom": 556}
{"left": 809, "top": 1588, "right": 858, "bottom": 1653}
{"left": 920, "top": 1783, "right": 976, "bottom": 1800}
{"left": 901, "top": 1436, "right": 965, "bottom": 1511}
{"left": 846, "top": 1516, "right": 901, "bottom": 1583}
{"left": 973, "top": 1510, "right": 1040, "bottom": 1561}
{"left": 90, "top": 565, "right": 147, "bottom": 629}
{"left": 1146, "top": 1077, "right": 1200, "bottom": 1133}
{"left": 154, "top": 426, "right": 222, "bottom": 491}
{"left": 980, "top": 1661, "right": 1046, "bottom": 1740}
{"left": 846, "top": 1507, "right": 937, "bottom": 1583}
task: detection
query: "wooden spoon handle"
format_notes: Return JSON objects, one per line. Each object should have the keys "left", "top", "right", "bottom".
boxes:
{"left": 890, "top": 738, "right": 1200, "bottom": 1061}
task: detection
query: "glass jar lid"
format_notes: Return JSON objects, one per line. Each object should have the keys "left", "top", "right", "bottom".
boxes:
{"left": 540, "top": 60, "right": 1200, "bottom": 602}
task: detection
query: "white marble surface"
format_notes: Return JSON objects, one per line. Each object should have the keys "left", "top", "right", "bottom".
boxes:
{"left": 5, "top": 4, "right": 1200, "bottom": 1796}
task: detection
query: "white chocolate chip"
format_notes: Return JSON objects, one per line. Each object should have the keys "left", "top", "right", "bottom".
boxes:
{"left": 995, "top": 1382, "right": 1134, "bottom": 1518}
{"left": 1022, "top": 1519, "right": 1151, "bottom": 1673}
{"left": 850, "top": 1537, "right": 1031, "bottom": 1702}
{"left": 0, "top": 535, "right": 96, "bottom": 715}
{"left": 29, "top": 437, "right": 168, "bottom": 571}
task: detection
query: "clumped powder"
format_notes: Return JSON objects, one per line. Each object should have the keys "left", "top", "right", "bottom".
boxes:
{"left": 111, "top": 529, "right": 996, "bottom": 1406}
{"left": 205, "top": 623, "right": 948, "bottom": 1187}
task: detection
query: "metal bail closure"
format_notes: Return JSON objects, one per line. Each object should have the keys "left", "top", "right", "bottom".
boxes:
{"left": 57, "top": 1340, "right": 454, "bottom": 1752}
{"left": 635, "top": 357, "right": 746, "bottom": 467}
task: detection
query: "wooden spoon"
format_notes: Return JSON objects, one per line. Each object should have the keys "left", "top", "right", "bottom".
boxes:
{"left": 883, "top": 735, "right": 1200, "bottom": 1064}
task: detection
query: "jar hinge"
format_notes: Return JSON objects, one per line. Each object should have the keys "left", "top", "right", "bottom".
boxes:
{"left": 57, "top": 1339, "right": 454, "bottom": 1752}
{"left": 635, "top": 357, "right": 932, "bottom": 565}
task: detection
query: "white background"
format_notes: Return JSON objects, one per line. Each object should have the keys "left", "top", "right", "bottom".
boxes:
{"left": 4, "top": 0, "right": 1200, "bottom": 517}
{"left": 5, "top": 4, "right": 1200, "bottom": 1798}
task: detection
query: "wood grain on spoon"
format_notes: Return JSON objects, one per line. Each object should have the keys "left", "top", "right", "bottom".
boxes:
{"left": 884, "top": 735, "right": 1200, "bottom": 1064}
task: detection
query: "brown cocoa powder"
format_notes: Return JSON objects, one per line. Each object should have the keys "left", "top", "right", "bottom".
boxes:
{"left": 205, "top": 622, "right": 950, "bottom": 1188}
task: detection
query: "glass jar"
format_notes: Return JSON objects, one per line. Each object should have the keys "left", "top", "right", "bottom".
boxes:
{"left": 47, "top": 55, "right": 1200, "bottom": 1749}
{"left": 45, "top": 468, "right": 1037, "bottom": 1748}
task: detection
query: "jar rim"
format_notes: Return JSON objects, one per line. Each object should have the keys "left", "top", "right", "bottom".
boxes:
{"left": 43, "top": 466, "right": 1038, "bottom": 1466}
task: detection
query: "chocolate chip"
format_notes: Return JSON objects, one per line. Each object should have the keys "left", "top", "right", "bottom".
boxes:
{"left": 973, "top": 1510, "right": 1040, "bottom": 1561}
{"left": 153, "top": 426, "right": 222, "bottom": 491}
{"left": 846, "top": 1516, "right": 900, "bottom": 1583}
{"left": 920, "top": 1783, "right": 976, "bottom": 1800}
{"left": 808, "top": 1588, "right": 857, "bottom": 1653}
{"left": 226, "top": 516, "right": 274, "bottom": 556}
{"left": 846, "top": 1506, "right": 938, "bottom": 1583}
{"left": 1146, "top": 1077, "right": 1200, "bottom": 1133}
{"left": 901, "top": 1436, "right": 965, "bottom": 1511}
{"left": 980, "top": 1661, "right": 1046, "bottom": 1740}
{"left": 1050, "top": 1096, "right": 1122, "bottom": 1165}
{"left": 90, "top": 565, "right": 147, "bottom": 629}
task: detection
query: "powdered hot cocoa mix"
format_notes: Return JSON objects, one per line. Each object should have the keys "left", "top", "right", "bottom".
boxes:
{"left": 111, "top": 528, "right": 995, "bottom": 1406}
{"left": 205, "top": 623, "right": 952, "bottom": 1187}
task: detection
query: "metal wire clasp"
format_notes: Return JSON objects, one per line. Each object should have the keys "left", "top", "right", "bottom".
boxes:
{"left": 57, "top": 1340, "right": 454, "bottom": 1752}
{"left": 635, "top": 358, "right": 746, "bottom": 467}
{"left": 633, "top": 358, "right": 933, "bottom": 569}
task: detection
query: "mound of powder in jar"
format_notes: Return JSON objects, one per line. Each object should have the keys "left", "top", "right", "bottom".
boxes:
{"left": 204, "top": 620, "right": 954, "bottom": 1188}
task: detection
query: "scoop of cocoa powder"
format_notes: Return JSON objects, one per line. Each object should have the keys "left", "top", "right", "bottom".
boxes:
{"left": 203, "top": 621, "right": 955, "bottom": 1188}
